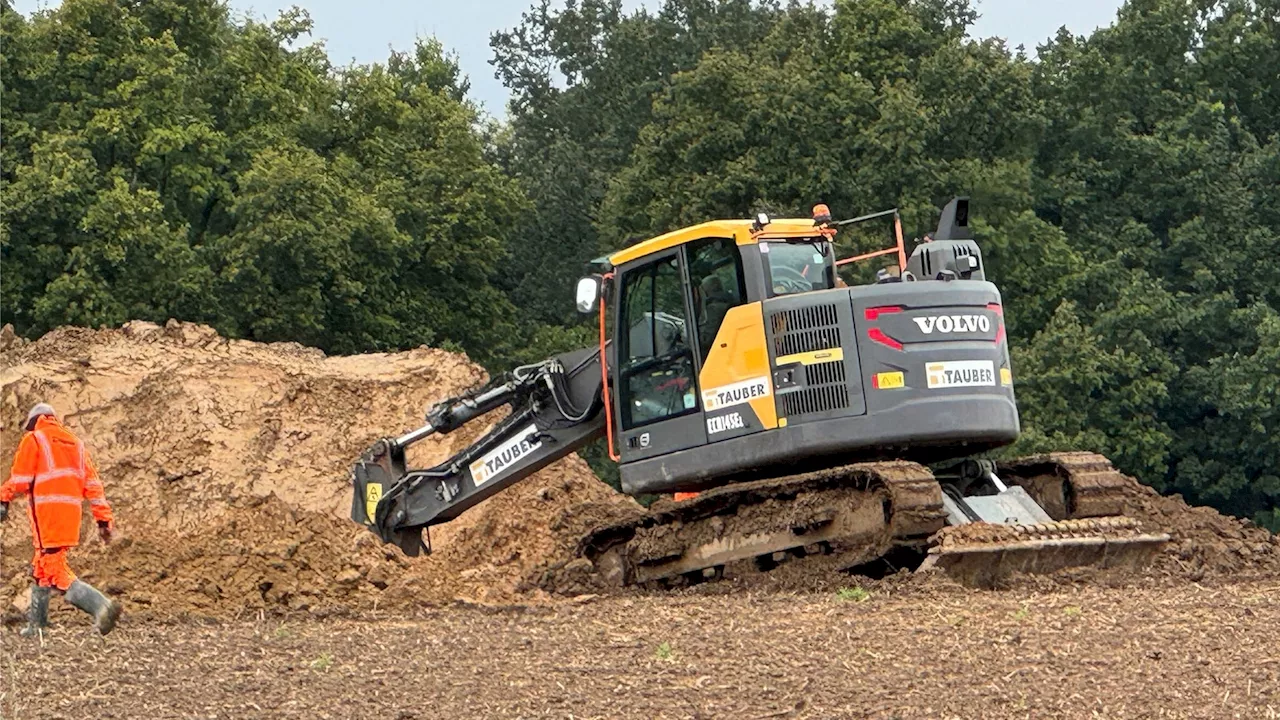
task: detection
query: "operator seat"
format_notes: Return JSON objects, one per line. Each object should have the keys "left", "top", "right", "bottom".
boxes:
{"left": 628, "top": 312, "right": 683, "bottom": 358}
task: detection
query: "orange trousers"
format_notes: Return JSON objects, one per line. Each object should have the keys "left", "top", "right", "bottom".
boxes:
{"left": 32, "top": 548, "right": 77, "bottom": 591}
{"left": 674, "top": 492, "right": 699, "bottom": 502}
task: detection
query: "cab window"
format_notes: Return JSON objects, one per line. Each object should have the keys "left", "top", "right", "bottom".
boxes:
{"left": 618, "top": 253, "right": 698, "bottom": 429}
{"left": 686, "top": 237, "right": 747, "bottom": 360}
{"left": 764, "top": 240, "right": 835, "bottom": 296}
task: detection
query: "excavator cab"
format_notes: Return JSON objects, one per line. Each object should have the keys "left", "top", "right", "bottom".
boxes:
{"left": 583, "top": 200, "right": 1017, "bottom": 496}
{"left": 352, "top": 198, "right": 1168, "bottom": 587}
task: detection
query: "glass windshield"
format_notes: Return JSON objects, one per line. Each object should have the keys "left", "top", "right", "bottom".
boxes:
{"left": 764, "top": 240, "right": 834, "bottom": 296}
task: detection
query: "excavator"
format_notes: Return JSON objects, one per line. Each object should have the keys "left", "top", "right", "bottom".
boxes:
{"left": 350, "top": 198, "right": 1169, "bottom": 588}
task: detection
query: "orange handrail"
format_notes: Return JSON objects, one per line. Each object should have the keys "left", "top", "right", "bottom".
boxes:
{"left": 894, "top": 212, "right": 907, "bottom": 271}
{"left": 598, "top": 273, "right": 620, "bottom": 462}
{"left": 835, "top": 246, "right": 899, "bottom": 266}
{"left": 829, "top": 210, "right": 908, "bottom": 272}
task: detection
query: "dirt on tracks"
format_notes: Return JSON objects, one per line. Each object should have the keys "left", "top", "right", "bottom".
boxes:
{"left": 5, "top": 578, "right": 1278, "bottom": 720}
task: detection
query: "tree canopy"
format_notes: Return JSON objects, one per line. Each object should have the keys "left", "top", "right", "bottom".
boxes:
{"left": 2, "top": 0, "right": 1276, "bottom": 528}
{"left": 2, "top": 0, "right": 525, "bottom": 361}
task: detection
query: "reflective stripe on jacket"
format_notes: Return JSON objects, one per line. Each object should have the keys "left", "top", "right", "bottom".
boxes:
{"left": 0, "top": 416, "right": 112, "bottom": 548}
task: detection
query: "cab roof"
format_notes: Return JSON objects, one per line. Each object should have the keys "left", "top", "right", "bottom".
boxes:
{"left": 607, "top": 218, "right": 825, "bottom": 267}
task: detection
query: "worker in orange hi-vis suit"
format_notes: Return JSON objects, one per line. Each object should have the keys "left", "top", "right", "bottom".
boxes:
{"left": 0, "top": 404, "right": 122, "bottom": 637}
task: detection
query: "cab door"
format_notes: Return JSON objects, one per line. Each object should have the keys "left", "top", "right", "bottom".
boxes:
{"left": 614, "top": 249, "right": 708, "bottom": 463}
{"left": 684, "top": 236, "right": 773, "bottom": 443}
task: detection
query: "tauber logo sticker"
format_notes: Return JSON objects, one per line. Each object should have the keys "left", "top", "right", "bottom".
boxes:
{"left": 702, "top": 377, "right": 771, "bottom": 411}
{"left": 470, "top": 424, "right": 543, "bottom": 486}
{"left": 927, "top": 360, "right": 996, "bottom": 389}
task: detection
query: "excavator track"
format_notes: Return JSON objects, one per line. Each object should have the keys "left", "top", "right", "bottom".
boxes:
{"left": 579, "top": 452, "right": 1170, "bottom": 589}
{"left": 579, "top": 461, "right": 946, "bottom": 587}
{"left": 998, "top": 451, "right": 1144, "bottom": 521}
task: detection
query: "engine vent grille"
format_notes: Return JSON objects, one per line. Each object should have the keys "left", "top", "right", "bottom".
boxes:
{"left": 916, "top": 245, "right": 978, "bottom": 279}
{"left": 780, "top": 361, "right": 850, "bottom": 417}
{"left": 770, "top": 303, "right": 842, "bottom": 357}
{"left": 771, "top": 302, "right": 850, "bottom": 417}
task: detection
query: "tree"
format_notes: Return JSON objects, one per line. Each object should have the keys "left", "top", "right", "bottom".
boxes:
{"left": 1, "top": 0, "right": 523, "bottom": 365}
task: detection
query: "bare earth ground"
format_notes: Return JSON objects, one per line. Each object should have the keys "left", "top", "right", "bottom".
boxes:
{"left": 5, "top": 577, "right": 1278, "bottom": 720}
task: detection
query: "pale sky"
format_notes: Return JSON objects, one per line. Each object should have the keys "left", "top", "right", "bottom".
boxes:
{"left": 12, "top": 0, "right": 1126, "bottom": 117}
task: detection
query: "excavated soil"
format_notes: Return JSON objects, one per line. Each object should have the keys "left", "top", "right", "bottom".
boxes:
{"left": 1122, "top": 482, "right": 1280, "bottom": 581}
{"left": 0, "top": 321, "right": 640, "bottom": 622}
{"left": 1, "top": 321, "right": 1277, "bottom": 627}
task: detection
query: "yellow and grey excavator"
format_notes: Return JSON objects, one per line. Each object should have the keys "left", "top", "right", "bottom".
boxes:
{"left": 351, "top": 199, "right": 1168, "bottom": 587}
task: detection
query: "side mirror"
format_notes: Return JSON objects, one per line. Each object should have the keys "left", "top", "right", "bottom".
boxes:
{"left": 575, "top": 275, "right": 602, "bottom": 314}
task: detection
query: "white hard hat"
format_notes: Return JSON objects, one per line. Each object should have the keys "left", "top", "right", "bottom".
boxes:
{"left": 24, "top": 403, "right": 55, "bottom": 431}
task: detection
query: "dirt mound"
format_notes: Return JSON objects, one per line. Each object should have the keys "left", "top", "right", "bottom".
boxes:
{"left": 1121, "top": 483, "right": 1280, "bottom": 582}
{"left": 1, "top": 321, "right": 639, "bottom": 621}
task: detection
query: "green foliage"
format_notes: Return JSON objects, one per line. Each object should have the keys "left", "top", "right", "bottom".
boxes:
{"left": 836, "top": 586, "right": 871, "bottom": 603}
{"left": 1, "top": 0, "right": 522, "bottom": 365}
{"left": 211, "top": 144, "right": 405, "bottom": 351}
{"left": 1013, "top": 0, "right": 1280, "bottom": 526}
{"left": 1008, "top": 295, "right": 1179, "bottom": 484}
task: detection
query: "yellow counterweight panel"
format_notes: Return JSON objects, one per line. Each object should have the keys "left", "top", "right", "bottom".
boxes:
{"left": 697, "top": 302, "right": 778, "bottom": 430}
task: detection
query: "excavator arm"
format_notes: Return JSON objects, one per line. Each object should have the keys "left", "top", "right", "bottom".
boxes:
{"left": 351, "top": 344, "right": 607, "bottom": 556}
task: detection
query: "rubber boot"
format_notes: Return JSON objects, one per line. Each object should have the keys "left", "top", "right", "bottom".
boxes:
{"left": 19, "top": 585, "right": 51, "bottom": 638}
{"left": 64, "top": 580, "right": 122, "bottom": 636}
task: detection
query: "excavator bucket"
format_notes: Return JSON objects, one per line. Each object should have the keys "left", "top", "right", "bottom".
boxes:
{"left": 920, "top": 517, "right": 1170, "bottom": 587}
